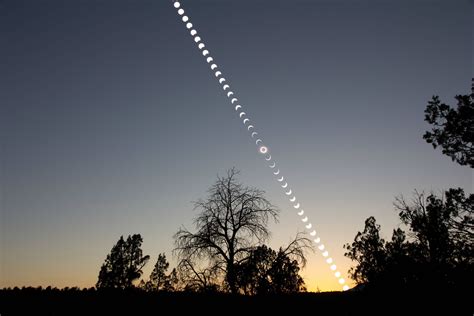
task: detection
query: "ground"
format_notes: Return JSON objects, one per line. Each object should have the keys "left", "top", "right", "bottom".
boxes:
{"left": 0, "top": 287, "right": 471, "bottom": 316}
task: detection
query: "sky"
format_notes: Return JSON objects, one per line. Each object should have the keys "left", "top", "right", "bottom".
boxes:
{"left": 1, "top": 0, "right": 472, "bottom": 292}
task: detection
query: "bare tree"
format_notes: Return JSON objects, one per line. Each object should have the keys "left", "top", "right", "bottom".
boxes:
{"left": 280, "top": 232, "right": 313, "bottom": 268}
{"left": 176, "top": 258, "right": 221, "bottom": 292}
{"left": 174, "top": 168, "right": 278, "bottom": 294}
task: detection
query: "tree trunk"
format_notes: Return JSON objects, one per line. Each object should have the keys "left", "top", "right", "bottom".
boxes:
{"left": 226, "top": 262, "right": 237, "bottom": 294}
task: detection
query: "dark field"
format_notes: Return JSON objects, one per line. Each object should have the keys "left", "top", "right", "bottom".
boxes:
{"left": 0, "top": 287, "right": 471, "bottom": 316}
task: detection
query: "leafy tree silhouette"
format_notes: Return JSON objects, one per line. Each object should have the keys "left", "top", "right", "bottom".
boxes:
{"left": 345, "top": 189, "right": 473, "bottom": 290}
{"left": 140, "top": 253, "right": 178, "bottom": 292}
{"left": 96, "top": 234, "right": 150, "bottom": 289}
{"left": 394, "top": 189, "right": 473, "bottom": 285}
{"left": 423, "top": 90, "right": 473, "bottom": 167}
{"left": 149, "top": 253, "right": 169, "bottom": 290}
{"left": 236, "top": 235, "right": 310, "bottom": 294}
{"left": 343, "top": 217, "right": 387, "bottom": 285}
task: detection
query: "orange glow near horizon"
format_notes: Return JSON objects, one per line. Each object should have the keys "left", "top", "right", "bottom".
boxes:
{"left": 0, "top": 256, "right": 354, "bottom": 292}
{"left": 0, "top": 278, "right": 352, "bottom": 293}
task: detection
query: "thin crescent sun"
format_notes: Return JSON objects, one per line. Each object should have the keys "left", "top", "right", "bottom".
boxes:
{"left": 297, "top": 210, "right": 304, "bottom": 216}
{"left": 247, "top": 125, "right": 254, "bottom": 130}
{"left": 227, "top": 91, "right": 234, "bottom": 97}
{"left": 273, "top": 169, "right": 280, "bottom": 175}
{"left": 281, "top": 182, "right": 288, "bottom": 188}
{"left": 269, "top": 162, "right": 276, "bottom": 168}
{"left": 266, "top": 155, "right": 272, "bottom": 161}
{"left": 289, "top": 196, "right": 296, "bottom": 202}
{"left": 231, "top": 98, "right": 238, "bottom": 104}
{"left": 251, "top": 132, "right": 258, "bottom": 138}
{"left": 235, "top": 105, "right": 242, "bottom": 110}
{"left": 276, "top": 175, "right": 283, "bottom": 181}
{"left": 242, "top": 118, "right": 249, "bottom": 124}
{"left": 285, "top": 189, "right": 292, "bottom": 195}
{"left": 255, "top": 139, "right": 262, "bottom": 145}
{"left": 293, "top": 203, "right": 300, "bottom": 209}
{"left": 239, "top": 112, "right": 246, "bottom": 118}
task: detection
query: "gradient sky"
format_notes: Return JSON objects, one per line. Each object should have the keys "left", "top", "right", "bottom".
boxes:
{"left": 1, "top": 0, "right": 472, "bottom": 291}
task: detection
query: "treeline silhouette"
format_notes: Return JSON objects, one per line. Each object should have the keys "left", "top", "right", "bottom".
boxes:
{"left": 1, "top": 86, "right": 472, "bottom": 315}
{"left": 344, "top": 188, "right": 472, "bottom": 292}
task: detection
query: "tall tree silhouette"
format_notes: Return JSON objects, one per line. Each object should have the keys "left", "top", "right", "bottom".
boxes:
{"left": 343, "top": 217, "right": 387, "bottom": 284}
{"left": 144, "top": 253, "right": 177, "bottom": 291}
{"left": 174, "top": 168, "right": 278, "bottom": 294}
{"left": 96, "top": 234, "right": 150, "bottom": 289}
{"left": 423, "top": 90, "right": 473, "bottom": 167}
{"left": 140, "top": 253, "right": 178, "bottom": 291}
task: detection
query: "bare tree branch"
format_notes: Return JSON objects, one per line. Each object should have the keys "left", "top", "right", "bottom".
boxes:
{"left": 173, "top": 168, "right": 279, "bottom": 293}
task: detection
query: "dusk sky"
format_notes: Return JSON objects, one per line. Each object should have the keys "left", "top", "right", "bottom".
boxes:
{"left": 1, "top": 0, "right": 472, "bottom": 291}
